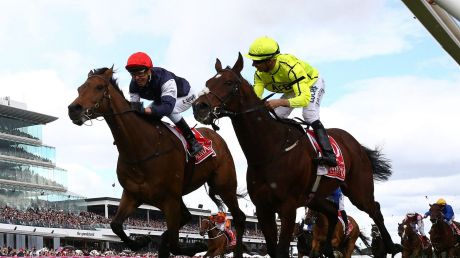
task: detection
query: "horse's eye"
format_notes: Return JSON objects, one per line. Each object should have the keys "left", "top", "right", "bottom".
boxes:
{"left": 224, "top": 81, "right": 233, "bottom": 85}
{"left": 96, "top": 84, "right": 104, "bottom": 90}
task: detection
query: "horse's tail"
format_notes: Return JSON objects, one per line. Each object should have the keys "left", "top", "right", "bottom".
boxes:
{"left": 359, "top": 230, "right": 371, "bottom": 248}
{"left": 353, "top": 232, "right": 371, "bottom": 255}
{"left": 362, "top": 145, "right": 392, "bottom": 182}
{"left": 236, "top": 188, "right": 248, "bottom": 199}
{"left": 205, "top": 185, "right": 248, "bottom": 211}
{"left": 205, "top": 184, "right": 225, "bottom": 211}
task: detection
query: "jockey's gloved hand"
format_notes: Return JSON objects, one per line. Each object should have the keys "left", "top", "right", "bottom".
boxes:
{"left": 130, "top": 102, "right": 145, "bottom": 114}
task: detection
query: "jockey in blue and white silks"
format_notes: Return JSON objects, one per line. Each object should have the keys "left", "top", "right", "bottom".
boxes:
{"left": 126, "top": 52, "right": 203, "bottom": 156}
{"left": 327, "top": 188, "right": 348, "bottom": 231}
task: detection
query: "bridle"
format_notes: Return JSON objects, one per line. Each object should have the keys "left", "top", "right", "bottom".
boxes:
{"left": 201, "top": 219, "right": 225, "bottom": 239}
{"left": 79, "top": 74, "right": 175, "bottom": 165}
{"left": 81, "top": 74, "right": 135, "bottom": 123}
{"left": 198, "top": 68, "right": 266, "bottom": 130}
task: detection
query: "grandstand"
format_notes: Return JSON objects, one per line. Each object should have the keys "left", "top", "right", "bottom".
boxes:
{"left": 0, "top": 97, "right": 296, "bottom": 256}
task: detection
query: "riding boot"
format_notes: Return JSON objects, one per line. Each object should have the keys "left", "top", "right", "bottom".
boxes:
{"left": 341, "top": 210, "right": 348, "bottom": 233}
{"left": 175, "top": 118, "right": 203, "bottom": 156}
{"left": 311, "top": 120, "right": 337, "bottom": 167}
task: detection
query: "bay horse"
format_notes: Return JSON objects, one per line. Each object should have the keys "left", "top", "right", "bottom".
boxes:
{"left": 293, "top": 221, "right": 312, "bottom": 258}
{"left": 371, "top": 224, "right": 387, "bottom": 258}
{"left": 67, "top": 67, "right": 246, "bottom": 258}
{"left": 398, "top": 221, "right": 432, "bottom": 258}
{"left": 309, "top": 210, "right": 369, "bottom": 258}
{"left": 428, "top": 203, "right": 460, "bottom": 258}
{"left": 199, "top": 218, "right": 243, "bottom": 257}
{"left": 192, "top": 53, "right": 402, "bottom": 258}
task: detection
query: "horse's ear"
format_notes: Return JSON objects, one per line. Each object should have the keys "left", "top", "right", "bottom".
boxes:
{"left": 232, "top": 52, "right": 244, "bottom": 74}
{"left": 88, "top": 70, "right": 94, "bottom": 77}
{"left": 103, "top": 67, "right": 113, "bottom": 78}
{"left": 215, "top": 58, "right": 222, "bottom": 72}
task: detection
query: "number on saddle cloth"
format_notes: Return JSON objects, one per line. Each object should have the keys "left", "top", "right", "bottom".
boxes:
{"left": 338, "top": 216, "right": 351, "bottom": 235}
{"left": 169, "top": 124, "right": 216, "bottom": 163}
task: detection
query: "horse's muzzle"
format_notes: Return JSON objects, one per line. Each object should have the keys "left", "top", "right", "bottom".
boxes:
{"left": 68, "top": 103, "right": 85, "bottom": 125}
{"left": 192, "top": 101, "right": 212, "bottom": 125}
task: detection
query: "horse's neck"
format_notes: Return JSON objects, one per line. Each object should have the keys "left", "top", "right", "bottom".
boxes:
{"left": 105, "top": 92, "right": 162, "bottom": 158}
{"left": 208, "top": 227, "right": 222, "bottom": 238}
{"left": 231, "top": 95, "right": 294, "bottom": 162}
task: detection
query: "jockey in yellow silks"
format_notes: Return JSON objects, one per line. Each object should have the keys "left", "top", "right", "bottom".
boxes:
{"left": 244, "top": 36, "right": 337, "bottom": 167}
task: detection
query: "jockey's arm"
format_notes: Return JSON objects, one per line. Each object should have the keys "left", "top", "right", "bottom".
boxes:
{"left": 146, "top": 79, "right": 177, "bottom": 117}
{"left": 286, "top": 64, "right": 312, "bottom": 108}
{"left": 253, "top": 73, "right": 265, "bottom": 98}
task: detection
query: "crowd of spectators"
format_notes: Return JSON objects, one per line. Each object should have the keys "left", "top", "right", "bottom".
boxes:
{"left": 0, "top": 125, "right": 40, "bottom": 141}
{"left": 0, "top": 206, "right": 264, "bottom": 238}
{"left": 0, "top": 246, "right": 212, "bottom": 257}
{"left": 0, "top": 144, "right": 52, "bottom": 164}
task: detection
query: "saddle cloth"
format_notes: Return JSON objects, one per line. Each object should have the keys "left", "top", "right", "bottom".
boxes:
{"left": 225, "top": 229, "right": 237, "bottom": 247}
{"left": 306, "top": 131, "right": 346, "bottom": 180}
{"left": 165, "top": 122, "right": 216, "bottom": 164}
{"left": 338, "top": 216, "right": 353, "bottom": 236}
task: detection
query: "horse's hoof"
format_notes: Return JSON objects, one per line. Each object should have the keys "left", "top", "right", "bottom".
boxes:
{"left": 128, "top": 236, "right": 151, "bottom": 251}
{"left": 391, "top": 243, "right": 403, "bottom": 254}
{"left": 333, "top": 250, "right": 343, "bottom": 258}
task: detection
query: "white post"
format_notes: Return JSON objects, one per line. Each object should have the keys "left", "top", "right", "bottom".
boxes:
{"left": 430, "top": 0, "right": 460, "bottom": 21}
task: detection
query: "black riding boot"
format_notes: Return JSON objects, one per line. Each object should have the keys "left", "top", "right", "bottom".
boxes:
{"left": 175, "top": 118, "right": 203, "bottom": 156}
{"left": 341, "top": 210, "right": 348, "bottom": 232}
{"left": 311, "top": 120, "right": 337, "bottom": 167}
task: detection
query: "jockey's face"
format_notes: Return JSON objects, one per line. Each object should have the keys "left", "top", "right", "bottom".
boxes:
{"left": 131, "top": 69, "right": 151, "bottom": 87}
{"left": 252, "top": 58, "right": 275, "bottom": 73}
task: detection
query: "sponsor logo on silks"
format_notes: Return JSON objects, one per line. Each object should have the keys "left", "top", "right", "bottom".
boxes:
{"left": 183, "top": 94, "right": 196, "bottom": 104}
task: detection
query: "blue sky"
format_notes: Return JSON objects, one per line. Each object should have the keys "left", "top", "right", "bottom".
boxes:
{"left": 1, "top": 0, "right": 459, "bottom": 242}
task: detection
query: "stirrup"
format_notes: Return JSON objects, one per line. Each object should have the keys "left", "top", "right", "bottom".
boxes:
{"left": 314, "top": 156, "right": 337, "bottom": 167}
{"left": 189, "top": 143, "right": 203, "bottom": 156}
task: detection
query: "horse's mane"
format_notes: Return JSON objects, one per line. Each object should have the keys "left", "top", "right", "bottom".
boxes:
{"left": 222, "top": 66, "right": 309, "bottom": 133}
{"left": 91, "top": 67, "right": 126, "bottom": 98}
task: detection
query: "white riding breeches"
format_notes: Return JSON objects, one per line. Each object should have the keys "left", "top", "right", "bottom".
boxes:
{"left": 274, "top": 76, "right": 325, "bottom": 124}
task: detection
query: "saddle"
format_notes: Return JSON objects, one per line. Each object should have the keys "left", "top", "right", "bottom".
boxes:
{"left": 223, "top": 229, "right": 236, "bottom": 247}
{"left": 418, "top": 235, "right": 430, "bottom": 249}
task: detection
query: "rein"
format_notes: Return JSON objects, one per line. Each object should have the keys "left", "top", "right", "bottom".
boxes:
{"left": 201, "top": 219, "right": 225, "bottom": 240}
{"left": 199, "top": 69, "right": 268, "bottom": 130}
{"left": 82, "top": 75, "right": 136, "bottom": 121}
{"left": 83, "top": 74, "right": 175, "bottom": 165}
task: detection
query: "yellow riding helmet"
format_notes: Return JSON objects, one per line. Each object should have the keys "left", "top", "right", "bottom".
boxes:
{"left": 436, "top": 198, "right": 446, "bottom": 205}
{"left": 244, "top": 36, "right": 280, "bottom": 61}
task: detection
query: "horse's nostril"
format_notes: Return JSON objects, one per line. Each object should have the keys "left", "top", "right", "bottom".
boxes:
{"left": 68, "top": 103, "right": 83, "bottom": 118}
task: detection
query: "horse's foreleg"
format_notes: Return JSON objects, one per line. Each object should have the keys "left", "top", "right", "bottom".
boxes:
{"left": 310, "top": 198, "right": 337, "bottom": 258}
{"left": 276, "top": 201, "right": 297, "bottom": 258}
{"left": 219, "top": 190, "right": 246, "bottom": 258}
{"left": 159, "top": 198, "right": 206, "bottom": 258}
{"left": 178, "top": 200, "right": 207, "bottom": 254}
{"left": 255, "top": 205, "right": 278, "bottom": 258}
{"left": 110, "top": 190, "right": 143, "bottom": 250}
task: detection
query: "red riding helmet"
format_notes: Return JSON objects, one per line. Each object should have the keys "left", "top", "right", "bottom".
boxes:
{"left": 125, "top": 52, "right": 153, "bottom": 71}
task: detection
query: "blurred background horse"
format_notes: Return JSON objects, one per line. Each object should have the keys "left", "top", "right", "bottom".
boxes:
{"left": 308, "top": 209, "right": 370, "bottom": 258}
{"left": 398, "top": 221, "right": 432, "bottom": 258}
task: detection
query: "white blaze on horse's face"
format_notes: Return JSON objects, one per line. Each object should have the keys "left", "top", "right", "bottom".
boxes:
{"left": 197, "top": 87, "right": 210, "bottom": 97}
